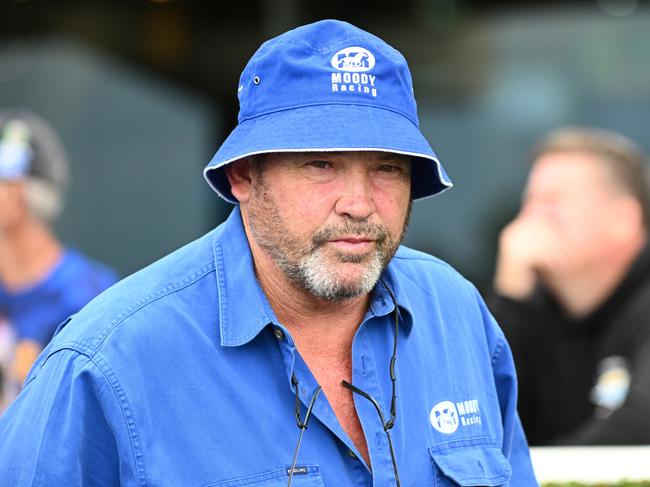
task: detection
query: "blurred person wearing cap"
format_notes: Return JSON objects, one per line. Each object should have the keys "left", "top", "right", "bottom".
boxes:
{"left": 0, "top": 21, "right": 536, "bottom": 485}
{"left": 489, "top": 127, "right": 650, "bottom": 445}
{"left": 0, "top": 110, "right": 118, "bottom": 413}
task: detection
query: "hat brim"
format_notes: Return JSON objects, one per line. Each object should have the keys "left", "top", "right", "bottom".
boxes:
{"left": 203, "top": 104, "right": 452, "bottom": 203}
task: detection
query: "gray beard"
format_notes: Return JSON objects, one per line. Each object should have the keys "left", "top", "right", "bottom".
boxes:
{"left": 275, "top": 223, "right": 392, "bottom": 302}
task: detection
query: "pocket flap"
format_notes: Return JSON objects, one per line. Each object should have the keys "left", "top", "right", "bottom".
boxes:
{"left": 429, "top": 445, "right": 512, "bottom": 486}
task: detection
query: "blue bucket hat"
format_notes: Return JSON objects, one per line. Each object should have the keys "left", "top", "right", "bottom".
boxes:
{"left": 203, "top": 19, "right": 452, "bottom": 203}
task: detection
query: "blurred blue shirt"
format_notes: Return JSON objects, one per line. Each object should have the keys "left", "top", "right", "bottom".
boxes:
{"left": 0, "top": 248, "right": 118, "bottom": 345}
{"left": 0, "top": 207, "right": 536, "bottom": 486}
{"left": 0, "top": 248, "right": 118, "bottom": 409}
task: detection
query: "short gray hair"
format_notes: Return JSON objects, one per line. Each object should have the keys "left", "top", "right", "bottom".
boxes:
{"left": 24, "top": 178, "right": 64, "bottom": 223}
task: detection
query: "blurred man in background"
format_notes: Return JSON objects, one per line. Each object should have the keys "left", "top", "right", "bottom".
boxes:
{"left": 489, "top": 127, "right": 650, "bottom": 445}
{"left": 0, "top": 109, "right": 118, "bottom": 412}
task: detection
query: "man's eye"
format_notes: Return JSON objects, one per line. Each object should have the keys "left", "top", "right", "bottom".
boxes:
{"left": 307, "top": 160, "right": 332, "bottom": 169}
{"left": 378, "top": 164, "right": 401, "bottom": 173}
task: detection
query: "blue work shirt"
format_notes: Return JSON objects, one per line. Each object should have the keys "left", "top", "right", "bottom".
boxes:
{"left": 0, "top": 207, "right": 537, "bottom": 486}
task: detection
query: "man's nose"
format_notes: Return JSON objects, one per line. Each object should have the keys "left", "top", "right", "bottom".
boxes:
{"left": 334, "top": 168, "right": 376, "bottom": 220}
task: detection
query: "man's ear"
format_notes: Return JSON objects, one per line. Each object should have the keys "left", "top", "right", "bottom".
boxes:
{"left": 225, "top": 158, "right": 254, "bottom": 203}
{"left": 610, "top": 195, "right": 644, "bottom": 243}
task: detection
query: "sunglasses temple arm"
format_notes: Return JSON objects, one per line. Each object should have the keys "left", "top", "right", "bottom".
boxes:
{"left": 287, "top": 385, "right": 322, "bottom": 487}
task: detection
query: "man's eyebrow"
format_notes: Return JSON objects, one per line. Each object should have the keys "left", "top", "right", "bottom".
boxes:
{"left": 377, "top": 153, "right": 411, "bottom": 162}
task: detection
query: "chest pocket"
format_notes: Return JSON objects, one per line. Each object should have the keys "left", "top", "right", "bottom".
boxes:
{"left": 429, "top": 443, "right": 511, "bottom": 486}
{"left": 204, "top": 466, "right": 325, "bottom": 487}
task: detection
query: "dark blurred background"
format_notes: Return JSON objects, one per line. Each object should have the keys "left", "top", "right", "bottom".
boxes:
{"left": 1, "top": 0, "right": 648, "bottom": 289}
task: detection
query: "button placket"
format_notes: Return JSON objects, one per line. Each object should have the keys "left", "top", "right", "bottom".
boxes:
{"left": 273, "top": 327, "right": 285, "bottom": 341}
{"left": 351, "top": 318, "right": 398, "bottom": 485}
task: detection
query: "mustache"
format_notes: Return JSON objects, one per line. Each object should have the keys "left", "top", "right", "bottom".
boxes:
{"left": 311, "top": 220, "right": 389, "bottom": 250}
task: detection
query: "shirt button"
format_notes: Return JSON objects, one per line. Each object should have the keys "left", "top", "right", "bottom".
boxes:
{"left": 346, "top": 449, "right": 358, "bottom": 460}
{"left": 274, "top": 328, "right": 285, "bottom": 340}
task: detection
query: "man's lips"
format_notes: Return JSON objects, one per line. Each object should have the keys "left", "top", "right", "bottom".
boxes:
{"left": 328, "top": 237, "right": 374, "bottom": 251}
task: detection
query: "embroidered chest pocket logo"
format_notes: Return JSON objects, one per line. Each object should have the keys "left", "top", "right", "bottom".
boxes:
{"left": 431, "top": 399, "right": 483, "bottom": 435}
{"left": 430, "top": 401, "right": 459, "bottom": 434}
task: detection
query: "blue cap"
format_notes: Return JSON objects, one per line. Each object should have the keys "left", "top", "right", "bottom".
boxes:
{"left": 0, "top": 117, "right": 34, "bottom": 180}
{"left": 203, "top": 19, "right": 452, "bottom": 203}
{"left": 0, "top": 109, "right": 68, "bottom": 189}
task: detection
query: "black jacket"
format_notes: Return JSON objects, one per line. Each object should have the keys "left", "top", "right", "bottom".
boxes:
{"left": 486, "top": 243, "right": 650, "bottom": 445}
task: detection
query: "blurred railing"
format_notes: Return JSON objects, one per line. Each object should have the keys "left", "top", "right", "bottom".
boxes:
{"left": 530, "top": 446, "right": 650, "bottom": 484}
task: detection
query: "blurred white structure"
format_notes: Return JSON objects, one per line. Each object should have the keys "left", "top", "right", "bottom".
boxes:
{"left": 531, "top": 446, "right": 650, "bottom": 483}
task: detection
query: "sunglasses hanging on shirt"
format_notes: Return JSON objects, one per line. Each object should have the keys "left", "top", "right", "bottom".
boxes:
{"left": 287, "top": 278, "right": 401, "bottom": 487}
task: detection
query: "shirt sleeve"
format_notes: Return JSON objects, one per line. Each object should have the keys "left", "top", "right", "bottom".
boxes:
{"left": 477, "top": 291, "right": 539, "bottom": 485}
{"left": 484, "top": 291, "right": 542, "bottom": 442}
{"left": 484, "top": 291, "right": 537, "bottom": 352}
{"left": 490, "top": 333, "right": 539, "bottom": 485}
{"left": 0, "top": 347, "right": 140, "bottom": 486}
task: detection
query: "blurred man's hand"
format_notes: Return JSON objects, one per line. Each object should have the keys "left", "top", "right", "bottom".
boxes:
{"left": 494, "top": 213, "right": 566, "bottom": 300}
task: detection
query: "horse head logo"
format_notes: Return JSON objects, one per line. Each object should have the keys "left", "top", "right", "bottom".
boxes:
{"left": 430, "top": 401, "right": 459, "bottom": 434}
{"left": 330, "top": 47, "right": 376, "bottom": 72}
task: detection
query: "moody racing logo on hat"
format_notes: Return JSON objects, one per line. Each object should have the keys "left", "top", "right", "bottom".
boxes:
{"left": 430, "top": 399, "right": 482, "bottom": 434}
{"left": 330, "top": 46, "right": 377, "bottom": 97}
{"left": 331, "top": 46, "right": 375, "bottom": 72}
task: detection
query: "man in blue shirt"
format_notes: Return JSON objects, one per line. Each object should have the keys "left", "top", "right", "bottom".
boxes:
{"left": 0, "top": 21, "right": 537, "bottom": 485}
{"left": 0, "top": 110, "right": 118, "bottom": 411}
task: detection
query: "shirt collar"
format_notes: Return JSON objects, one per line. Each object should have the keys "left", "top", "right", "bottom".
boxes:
{"left": 214, "top": 206, "right": 277, "bottom": 347}
{"left": 214, "top": 206, "right": 414, "bottom": 347}
{"left": 371, "top": 265, "right": 414, "bottom": 336}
